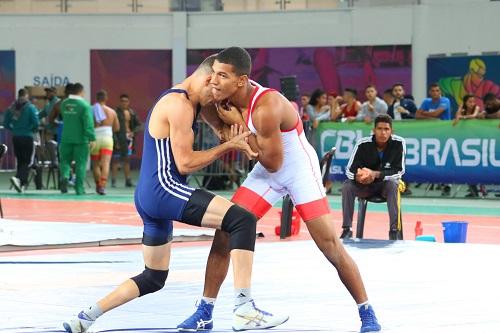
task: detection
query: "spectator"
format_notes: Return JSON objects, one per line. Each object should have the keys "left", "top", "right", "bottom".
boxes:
{"left": 340, "top": 115, "right": 406, "bottom": 240}
{"left": 417, "top": 84, "right": 452, "bottom": 195}
{"left": 3, "top": 88, "right": 40, "bottom": 193}
{"left": 416, "top": 84, "right": 451, "bottom": 120}
{"left": 39, "top": 87, "right": 60, "bottom": 140}
{"left": 479, "top": 93, "right": 500, "bottom": 119}
{"left": 453, "top": 94, "right": 484, "bottom": 198}
{"left": 59, "top": 83, "right": 96, "bottom": 195}
{"left": 326, "top": 91, "right": 341, "bottom": 121}
{"left": 383, "top": 88, "right": 395, "bottom": 107}
{"left": 306, "top": 89, "right": 331, "bottom": 152}
{"left": 91, "top": 90, "right": 119, "bottom": 195}
{"left": 338, "top": 88, "right": 360, "bottom": 122}
{"left": 299, "top": 94, "right": 311, "bottom": 138}
{"left": 453, "top": 94, "right": 480, "bottom": 126}
{"left": 49, "top": 83, "right": 74, "bottom": 145}
{"left": 388, "top": 83, "right": 416, "bottom": 120}
{"left": 299, "top": 94, "right": 310, "bottom": 120}
{"left": 357, "top": 85, "right": 388, "bottom": 123}
{"left": 111, "top": 94, "right": 142, "bottom": 188}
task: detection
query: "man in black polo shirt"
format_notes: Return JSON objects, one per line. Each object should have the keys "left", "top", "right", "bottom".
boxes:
{"left": 340, "top": 115, "right": 406, "bottom": 240}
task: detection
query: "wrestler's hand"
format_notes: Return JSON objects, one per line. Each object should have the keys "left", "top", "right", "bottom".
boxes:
{"left": 218, "top": 124, "right": 233, "bottom": 142}
{"left": 228, "top": 124, "right": 258, "bottom": 160}
{"left": 215, "top": 101, "right": 245, "bottom": 126}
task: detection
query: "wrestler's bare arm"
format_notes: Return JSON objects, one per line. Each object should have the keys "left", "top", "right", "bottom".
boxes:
{"left": 150, "top": 97, "right": 254, "bottom": 175}
{"left": 251, "top": 100, "right": 284, "bottom": 173}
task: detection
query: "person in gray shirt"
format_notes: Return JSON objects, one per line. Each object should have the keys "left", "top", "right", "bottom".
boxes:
{"left": 357, "top": 85, "right": 388, "bottom": 123}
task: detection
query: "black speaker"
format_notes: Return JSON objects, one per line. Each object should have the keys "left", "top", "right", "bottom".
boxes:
{"left": 280, "top": 75, "right": 299, "bottom": 102}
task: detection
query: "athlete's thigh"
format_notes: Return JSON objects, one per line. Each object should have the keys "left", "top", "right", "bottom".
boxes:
{"left": 143, "top": 243, "right": 172, "bottom": 270}
{"left": 135, "top": 191, "right": 175, "bottom": 247}
{"left": 231, "top": 163, "right": 283, "bottom": 219}
{"left": 284, "top": 160, "right": 330, "bottom": 222}
{"left": 178, "top": 188, "right": 233, "bottom": 229}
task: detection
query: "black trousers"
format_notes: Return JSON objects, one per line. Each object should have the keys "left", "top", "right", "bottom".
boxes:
{"left": 12, "top": 135, "right": 34, "bottom": 186}
{"left": 342, "top": 179, "right": 400, "bottom": 231}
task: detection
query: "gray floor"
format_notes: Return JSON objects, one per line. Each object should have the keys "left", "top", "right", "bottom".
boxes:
{"left": 1, "top": 239, "right": 499, "bottom": 333}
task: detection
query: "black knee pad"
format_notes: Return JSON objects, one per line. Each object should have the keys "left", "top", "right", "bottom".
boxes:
{"left": 221, "top": 205, "right": 257, "bottom": 251}
{"left": 131, "top": 266, "right": 169, "bottom": 297}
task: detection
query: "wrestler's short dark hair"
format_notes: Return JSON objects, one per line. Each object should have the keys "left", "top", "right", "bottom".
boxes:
{"left": 196, "top": 54, "right": 217, "bottom": 74}
{"left": 216, "top": 47, "right": 252, "bottom": 76}
{"left": 374, "top": 114, "right": 393, "bottom": 128}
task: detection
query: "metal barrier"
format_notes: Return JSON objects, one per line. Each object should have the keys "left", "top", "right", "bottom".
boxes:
{"left": 191, "top": 120, "right": 253, "bottom": 189}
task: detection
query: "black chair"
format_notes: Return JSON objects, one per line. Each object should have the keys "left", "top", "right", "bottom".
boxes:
{"left": 44, "top": 140, "right": 59, "bottom": 189}
{"left": 279, "top": 147, "right": 336, "bottom": 239}
{"left": 356, "top": 181, "right": 405, "bottom": 240}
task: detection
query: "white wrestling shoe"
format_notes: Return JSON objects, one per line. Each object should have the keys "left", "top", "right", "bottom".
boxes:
{"left": 232, "top": 300, "right": 289, "bottom": 331}
{"left": 63, "top": 311, "right": 95, "bottom": 333}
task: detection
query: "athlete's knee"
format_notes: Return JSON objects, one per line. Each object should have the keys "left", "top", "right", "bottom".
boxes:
{"left": 210, "top": 229, "right": 231, "bottom": 256}
{"left": 220, "top": 205, "right": 257, "bottom": 251}
{"left": 131, "top": 266, "right": 169, "bottom": 297}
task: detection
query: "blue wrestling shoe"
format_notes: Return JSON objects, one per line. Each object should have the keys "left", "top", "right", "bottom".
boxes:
{"left": 177, "top": 299, "right": 214, "bottom": 331}
{"left": 359, "top": 304, "right": 381, "bottom": 332}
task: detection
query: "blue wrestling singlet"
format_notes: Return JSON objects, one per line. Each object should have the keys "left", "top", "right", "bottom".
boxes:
{"left": 134, "top": 89, "right": 198, "bottom": 246}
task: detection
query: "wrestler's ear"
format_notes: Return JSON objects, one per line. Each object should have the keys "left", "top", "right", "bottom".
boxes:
{"left": 205, "top": 73, "right": 213, "bottom": 86}
{"left": 237, "top": 75, "right": 248, "bottom": 87}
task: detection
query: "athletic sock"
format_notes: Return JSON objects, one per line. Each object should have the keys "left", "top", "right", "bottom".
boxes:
{"left": 84, "top": 304, "right": 103, "bottom": 320}
{"left": 357, "top": 300, "right": 369, "bottom": 309}
{"left": 202, "top": 296, "right": 216, "bottom": 306}
{"left": 234, "top": 288, "right": 252, "bottom": 307}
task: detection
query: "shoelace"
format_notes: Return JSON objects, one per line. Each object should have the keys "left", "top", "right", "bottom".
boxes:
{"left": 251, "top": 301, "right": 272, "bottom": 316}
{"left": 191, "top": 301, "right": 212, "bottom": 319}
{"left": 360, "top": 308, "right": 375, "bottom": 323}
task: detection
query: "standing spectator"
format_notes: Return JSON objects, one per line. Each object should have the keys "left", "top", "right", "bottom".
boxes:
{"left": 340, "top": 115, "right": 406, "bottom": 240}
{"left": 326, "top": 91, "right": 341, "bottom": 120}
{"left": 49, "top": 83, "right": 74, "bottom": 145}
{"left": 388, "top": 83, "right": 416, "bottom": 120}
{"left": 39, "top": 87, "right": 60, "bottom": 140}
{"left": 453, "top": 95, "right": 484, "bottom": 198}
{"left": 299, "top": 94, "right": 311, "bottom": 138}
{"left": 3, "top": 89, "right": 40, "bottom": 193}
{"left": 388, "top": 83, "right": 416, "bottom": 195}
{"left": 305, "top": 89, "right": 331, "bottom": 153}
{"left": 111, "top": 94, "right": 141, "bottom": 188}
{"left": 338, "top": 88, "right": 361, "bottom": 122}
{"left": 479, "top": 93, "right": 500, "bottom": 119}
{"left": 383, "top": 88, "right": 395, "bottom": 107}
{"left": 416, "top": 84, "right": 451, "bottom": 120}
{"left": 59, "top": 83, "right": 96, "bottom": 195}
{"left": 299, "top": 93, "right": 310, "bottom": 120}
{"left": 91, "top": 90, "right": 119, "bottom": 195}
{"left": 453, "top": 94, "right": 480, "bottom": 126}
{"left": 417, "top": 84, "right": 452, "bottom": 195}
{"left": 357, "top": 85, "right": 387, "bottom": 123}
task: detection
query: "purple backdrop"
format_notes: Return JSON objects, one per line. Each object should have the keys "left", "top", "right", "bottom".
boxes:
{"left": 188, "top": 46, "right": 412, "bottom": 99}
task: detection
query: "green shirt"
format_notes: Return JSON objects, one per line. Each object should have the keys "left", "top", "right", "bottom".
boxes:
{"left": 60, "top": 95, "right": 96, "bottom": 144}
{"left": 3, "top": 99, "right": 40, "bottom": 137}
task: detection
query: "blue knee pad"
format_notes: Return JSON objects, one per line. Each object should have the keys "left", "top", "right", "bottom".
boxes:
{"left": 131, "top": 266, "right": 169, "bottom": 297}
{"left": 221, "top": 205, "right": 257, "bottom": 251}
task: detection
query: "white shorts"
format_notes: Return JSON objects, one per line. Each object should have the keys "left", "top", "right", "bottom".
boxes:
{"left": 232, "top": 134, "right": 329, "bottom": 221}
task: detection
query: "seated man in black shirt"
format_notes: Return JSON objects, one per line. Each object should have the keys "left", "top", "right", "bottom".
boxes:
{"left": 340, "top": 115, "right": 406, "bottom": 240}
